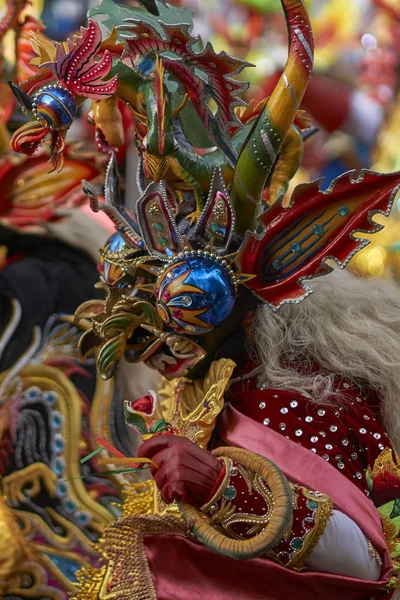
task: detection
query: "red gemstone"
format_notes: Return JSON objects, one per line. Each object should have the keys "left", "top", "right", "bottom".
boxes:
{"left": 173, "top": 309, "right": 182, "bottom": 319}
{"left": 154, "top": 287, "right": 159, "bottom": 296}
{"left": 163, "top": 290, "right": 171, "bottom": 300}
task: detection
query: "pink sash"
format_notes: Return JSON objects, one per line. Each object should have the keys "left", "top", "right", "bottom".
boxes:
{"left": 143, "top": 404, "right": 394, "bottom": 599}
{"left": 219, "top": 404, "right": 392, "bottom": 576}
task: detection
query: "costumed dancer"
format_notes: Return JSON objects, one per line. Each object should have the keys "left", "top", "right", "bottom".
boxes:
{"left": 0, "top": 3, "right": 139, "bottom": 597}
{"left": 9, "top": 0, "right": 400, "bottom": 597}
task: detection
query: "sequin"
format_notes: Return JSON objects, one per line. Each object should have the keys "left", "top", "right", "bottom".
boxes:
{"left": 317, "top": 409, "right": 325, "bottom": 417}
{"left": 359, "top": 428, "right": 367, "bottom": 434}
{"left": 311, "top": 436, "right": 318, "bottom": 443}
{"left": 363, "top": 415, "right": 370, "bottom": 420}
{"left": 263, "top": 418, "right": 270, "bottom": 426}
{"left": 319, "top": 431, "right": 326, "bottom": 437}
{"left": 290, "top": 401, "right": 298, "bottom": 408}
{"left": 337, "top": 462, "right": 345, "bottom": 469}
{"left": 351, "top": 453, "right": 358, "bottom": 460}
{"left": 322, "top": 455, "right": 329, "bottom": 461}
{"left": 272, "top": 394, "right": 280, "bottom": 399}
{"left": 259, "top": 402, "right": 266, "bottom": 409}
{"left": 343, "top": 382, "right": 350, "bottom": 389}
{"left": 378, "top": 444, "right": 385, "bottom": 450}
{"left": 310, "top": 448, "right": 316, "bottom": 453}
{"left": 325, "top": 444, "right": 333, "bottom": 450}
{"left": 279, "top": 423, "right": 286, "bottom": 431}
{"left": 342, "top": 439, "right": 349, "bottom": 446}
{"left": 373, "top": 433, "right": 381, "bottom": 440}
{"left": 335, "top": 455, "right": 342, "bottom": 461}
{"left": 305, "top": 416, "right": 313, "bottom": 423}
{"left": 295, "top": 429, "right": 302, "bottom": 437}
{"left": 330, "top": 425, "right": 338, "bottom": 432}
{"left": 281, "top": 407, "right": 289, "bottom": 414}
{"left": 356, "top": 472, "right": 362, "bottom": 479}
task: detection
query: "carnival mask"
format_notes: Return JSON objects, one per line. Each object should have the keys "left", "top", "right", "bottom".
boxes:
{"left": 75, "top": 153, "right": 400, "bottom": 381}
{"left": 9, "top": 0, "right": 400, "bottom": 381}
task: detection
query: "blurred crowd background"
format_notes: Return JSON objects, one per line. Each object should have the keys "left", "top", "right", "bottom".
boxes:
{"left": 4, "top": 0, "right": 400, "bottom": 279}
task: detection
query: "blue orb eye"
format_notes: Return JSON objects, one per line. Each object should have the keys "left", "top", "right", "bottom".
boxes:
{"left": 98, "top": 232, "right": 128, "bottom": 285}
{"left": 155, "top": 254, "right": 236, "bottom": 334}
{"left": 34, "top": 86, "right": 77, "bottom": 129}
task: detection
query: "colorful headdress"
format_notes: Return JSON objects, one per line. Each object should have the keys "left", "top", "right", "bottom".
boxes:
{"left": 0, "top": 2, "right": 105, "bottom": 230}
{"left": 9, "top": 0, "right": 400, "bottom": 379}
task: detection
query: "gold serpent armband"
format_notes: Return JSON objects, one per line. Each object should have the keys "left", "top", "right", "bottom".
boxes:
{"left": 177, "top": 446, "right": 293, "bottom": 560}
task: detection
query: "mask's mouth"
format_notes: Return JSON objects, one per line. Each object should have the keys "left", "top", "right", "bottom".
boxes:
{"left": 125, "top": 325, "right": 205, "bottom": 379}
{"left": 95, "top": 126, "right": 117, "bottom": 153}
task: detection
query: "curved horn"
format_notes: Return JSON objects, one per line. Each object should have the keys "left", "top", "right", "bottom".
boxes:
{"left": 230, "top": 0, "right": 314, "bottom": 235}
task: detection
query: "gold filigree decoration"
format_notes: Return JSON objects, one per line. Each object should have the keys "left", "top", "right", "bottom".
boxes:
{"left": 71, "top": 514, "right": 189, "bottom": 600}
{"left": 0, "top": 496, "right": 31, "bottom": 581}
{"left": 156, "top": 357, "right": 236, "bottom": 449}
{"left": 285, "top": 487, "right": 333, "bottom": 572}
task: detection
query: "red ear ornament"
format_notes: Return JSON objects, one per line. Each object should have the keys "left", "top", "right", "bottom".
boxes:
{"left": 239, "top": 170, "right": 400, "bottom": 308}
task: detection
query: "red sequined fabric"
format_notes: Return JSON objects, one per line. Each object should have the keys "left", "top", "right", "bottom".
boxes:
{"left": 229, "top": 376, "right": 395, "bottom": 500}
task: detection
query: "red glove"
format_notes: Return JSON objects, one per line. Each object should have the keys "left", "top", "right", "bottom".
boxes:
{"left": 138, "top": 434, "right": 225, "bottom": 507}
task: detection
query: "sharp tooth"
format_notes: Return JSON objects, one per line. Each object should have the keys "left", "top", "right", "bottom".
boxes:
{"left": 150, "top": 352, "right": 177, "bottom": 370}
{"left": 167, "top": 338, "right": 194, "bottom": 356}
{"left": 173, "top": 350, "right": 196, "bottom": 358}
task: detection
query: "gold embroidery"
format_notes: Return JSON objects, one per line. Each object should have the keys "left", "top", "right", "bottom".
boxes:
{"left": 71, "top": 515, "right": 189, "bottom": 600}
{"left": 367, "top": 540, "right": 383, "bottom": 566}
{"left": 286, "top": 488, "right": 333, "bottom": 572}
{"left": 156, "top": 358, "right": 236, "bottom": 448}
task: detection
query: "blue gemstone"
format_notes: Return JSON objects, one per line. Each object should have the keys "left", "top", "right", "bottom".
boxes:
{"left": 306, "top": 499, "right": 318, "bottom": 511}
{"left": 138, "top": 240, "right": 145, "bottom": 249}
{"left": 291, "top": 537, "right": 303, "bottom": 550}
{"left": 57, "top": 481, "right": 68, "bottom": 496}
{"left": 54, "top": 435, "right": 65, "bottom": 452}
{"left": 77, "top": 512, "right": 91, "bottom": 525}
{"left": 291, "top": 242, "right": 302, "bottom": 253}
{"left": 272, "top": 259, "right": 282, "bottom": 271}
{"left": 64, "top": 498, "right": 77, "bottom": 513}
{"left": 338, "top": 205, "right": 349, "bottom": 216}
{"left": 44, "top": 391, "right": 57, "bottom": 404}
{"left": 51, "top": 412, "right": 63, "bottom": 429}
{"left": 54, "top": 457, "right": 65, "bottom": 475}
{"left": 224, "top": 486, "right": 237, "bottom": 500}
{"left": 313, "top": 224, "right": 324, "bottom": 236}
{"left": 28, "top": 387, "right": 40, "bottom": 400}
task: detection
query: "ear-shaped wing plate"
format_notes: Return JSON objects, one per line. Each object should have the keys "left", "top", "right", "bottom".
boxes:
{"left": 135, "top": 180, "right": 182, "bottom": 259}
{"left": 238, "top": 170, "right": 400, "bottom": 308}
{"left": 194, "top": 168, "right": 235, "bottom": 251}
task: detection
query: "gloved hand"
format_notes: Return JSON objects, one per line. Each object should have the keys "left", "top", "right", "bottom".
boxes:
{"left": 138, "top": 434, "right": 225, "bottom": 507}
